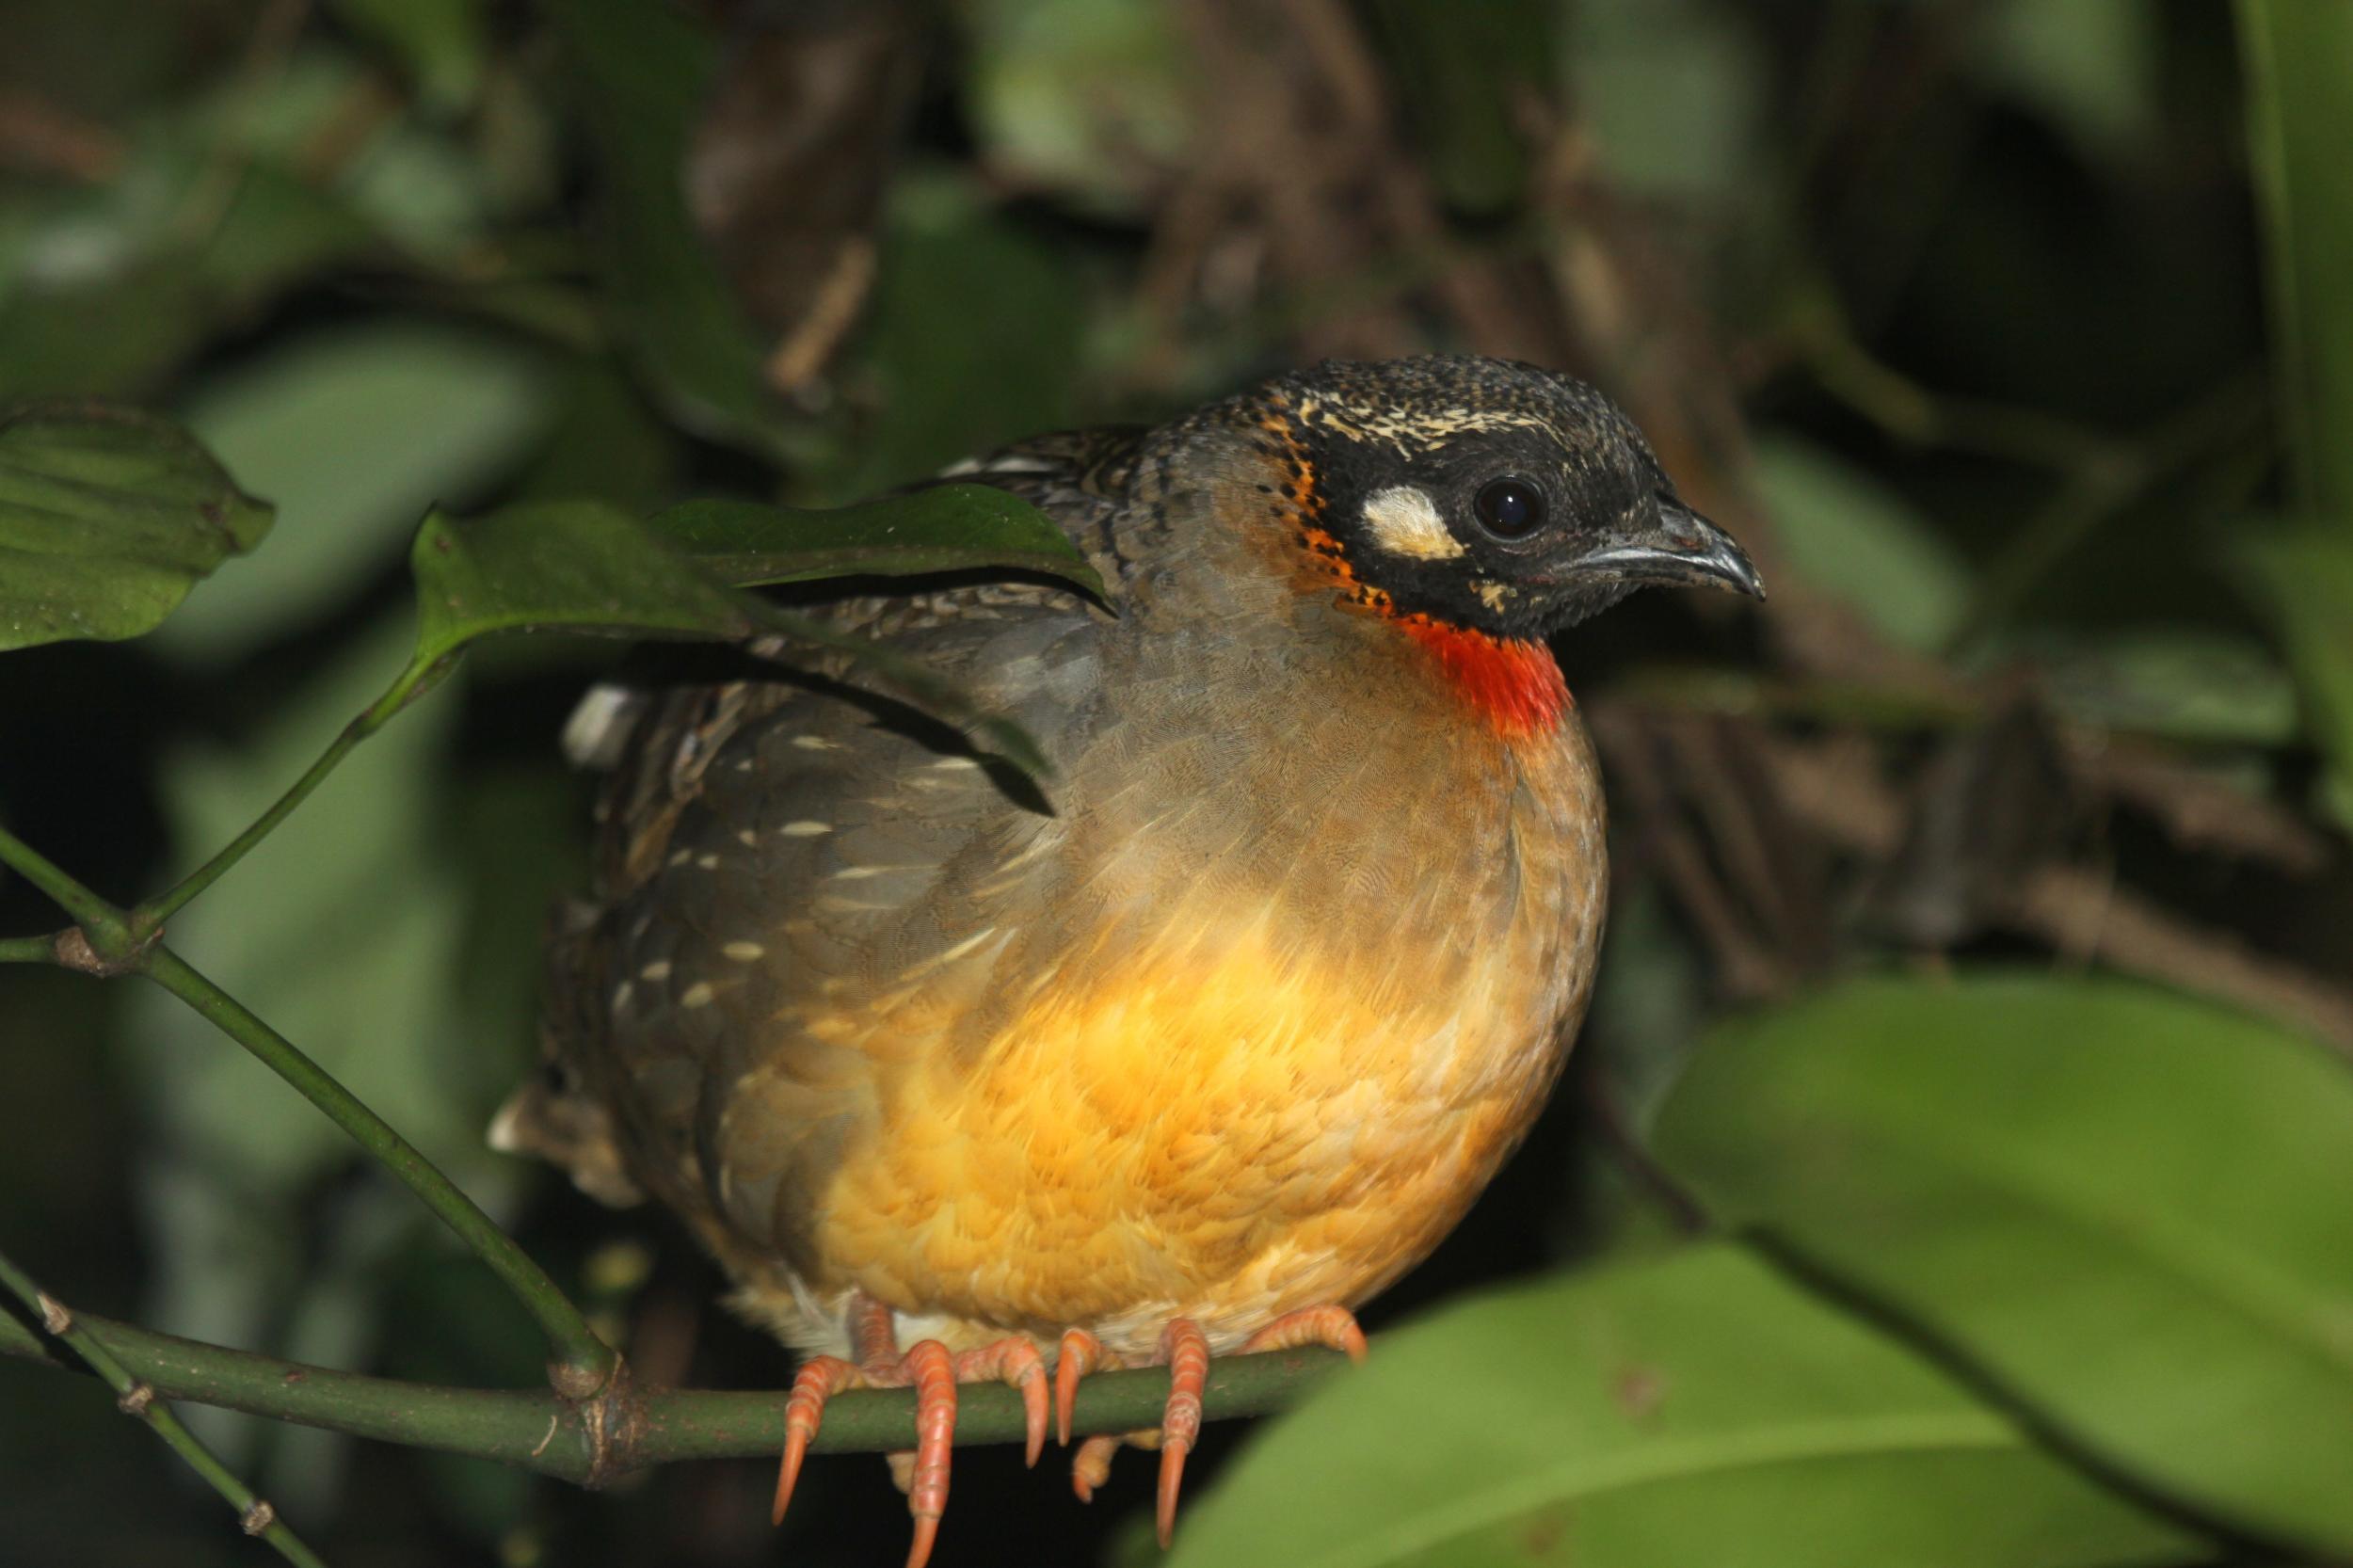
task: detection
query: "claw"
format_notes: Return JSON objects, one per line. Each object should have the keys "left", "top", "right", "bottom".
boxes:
{"left": 1241, "top": 1304, "right": 1369, "bottom": 1364}
{"left": 1155, "top": 1319, "right": 1209, "bottom": 1549}
{"left": 905, "top": 1512, "right": 939, "bottom": 1568}
{"left": 1054, "top": 1327, "right": 1114, "bottom": 1448}
{"left": 901, "top": 1340, "right": 956, "bottom": 1568}
{"left": 776, "top": 1311, "right": 1053, "bottom": 1565}
{"left": 955, "top": 1338, "right": 1049, "bottom": 1467}
{"left": 1156, "top": 1442, "right": 1190, "bottom": 1549}
{"left": 774, "top": 1354, "right": 870, "bottom": 1525}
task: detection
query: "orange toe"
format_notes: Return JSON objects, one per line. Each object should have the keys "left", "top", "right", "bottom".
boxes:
{"left": 900, "top": 1340, "right": 956, "bottom": 1567}
{"left": 954, "top": 1337, "right": 1049, "bottom": 1468}
{"left": 1154, "top": 1319, "right": 1209, "bottom": 1548}
{"left": 1070, "top": 1432, "right": 1121, "bottom": 1503}
{"left": 1240, "top": 1303, "right": 1369, "bottom": 1364}
{"left": 1054, "top": 1326, "right": 1115, "bottom": 1448}
{"left": 774, "top": 1354, "right": 870, "bottom": 1525}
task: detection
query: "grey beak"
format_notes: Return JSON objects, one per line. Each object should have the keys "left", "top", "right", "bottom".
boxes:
{"left": 1561, "top": 501, "right": 1766, "bottom": 600}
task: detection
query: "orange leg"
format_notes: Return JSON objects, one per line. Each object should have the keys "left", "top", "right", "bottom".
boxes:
{"left": 772, "top": 1296, "right": 1049, "bottom": 1568}
{"left": 1054, "top": 1304, "right": 1369, "bottom": 1548}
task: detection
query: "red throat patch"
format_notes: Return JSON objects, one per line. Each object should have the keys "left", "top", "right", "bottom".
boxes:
{"left": 1252, "top": 396, "right": 1570, "bottom": 742}
{"left": 1397, "top": 617, "right": 1570, "bottom": 739}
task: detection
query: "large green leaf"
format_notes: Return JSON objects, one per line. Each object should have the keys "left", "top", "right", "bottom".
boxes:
{"left": 1750, "top": 434, "right": 1973, "bottom": 654}
{"left": 405, "top": 501, "right": 760, "bottom": 677}
{"left": 394, "top": 499, "right": 1057, "bottom": 775}
{"left": 1654, "top": 974, "right": 2353, "bottom": 1554}
{"left": 2237, "top": 0, "right": 2353, "bottom": 823}
{"left": 0, "top": 404, "right": 274, "bottom": 651}
{"left": 2238, "top": 526, "right": 2353, "bottom": 825}
{"left": 2237, "top": 0, "right": 2353, "bottom": 517}
{"left": 1161, "top": 1245, "right": 2193, "bottom": 1568}
{"left": 650, "top": 483, "right": 1104, "bottom": 599}
{"left": 964, "top": 0, "right": 1195, "bottom": 216}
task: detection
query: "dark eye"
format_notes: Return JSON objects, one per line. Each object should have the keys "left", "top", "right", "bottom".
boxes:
{"left": 1472, "top": 476, "right": 1547, "bottom": 539}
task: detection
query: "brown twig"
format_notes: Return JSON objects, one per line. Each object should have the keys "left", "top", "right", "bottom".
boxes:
{"left": 2001, "top": 865, "right": 2353, "bottom": 1061}
{"left": 0, "top": 93, "right": 124, "bottom": 182}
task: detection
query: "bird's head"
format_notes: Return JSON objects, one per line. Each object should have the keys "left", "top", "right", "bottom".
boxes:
{"left": 1228, "top": 356, "right": 1763, "bottom": 642}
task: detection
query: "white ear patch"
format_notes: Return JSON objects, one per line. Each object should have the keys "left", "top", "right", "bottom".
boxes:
{"left": 1362, "top": 486, "right": 1465, "bottom": 560}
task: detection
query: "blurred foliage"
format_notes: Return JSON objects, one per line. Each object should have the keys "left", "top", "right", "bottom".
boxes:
{"left": 2, "top": 2, "right": 2350, "bottom": 1567}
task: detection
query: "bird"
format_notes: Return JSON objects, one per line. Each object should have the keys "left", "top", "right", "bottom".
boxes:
{"left": 494, "top": 354, "right": 1762, "bottom": 1566}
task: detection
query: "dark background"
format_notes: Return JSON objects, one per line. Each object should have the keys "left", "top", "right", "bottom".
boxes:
{"left": 3, "top": 2, "right": 2345, "bottom": 1564}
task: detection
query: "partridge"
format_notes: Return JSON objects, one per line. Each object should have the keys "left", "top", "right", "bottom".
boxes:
{"left": 497, "top": 355, "right": 1761, "bottom": 1563}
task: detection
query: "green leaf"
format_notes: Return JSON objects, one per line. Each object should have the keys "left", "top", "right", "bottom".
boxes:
{"left": 1980, "top": 1, "right": 2158, "bottom": 161}
{"left": 2237, "top": 0, "right": 2353, "bottom": 517}
{"left": 161, "top": 323, "right": 555, "bottom": 659}
{"left": 397, "top": 500, "right": 1054, "bottom": 776}
{"left": 328, "top": 0, "right": 487, "bottom": 113}
{"left": 405, "top": 501, "right": 760, "bottom": 681}
{"left": 1654, "top": 973, "right": 2353, "bottom": 1554}
{"left": 964, "top": 0, "right": 1196, "bottom": 217}
{"left": 0, "top": 403, "right": 274, "bottom": 651}
{"left": 2237, "top": 524, "right": 2353, "bottom": 821}
{"left": 650, "top": 483, "right": 1105, "bottom": 599}
{"left": 1561, "top": 0, "right": 1764, "bottom": 202}
{"left": 2023, "top": 627, "right": 2300, "bottom": 747}
{"left": 1751, "top": 435, "right": 1974, "bottom": 654}
{"left": 1163, "top": 1244, "right": 2193, "bottom": 1568}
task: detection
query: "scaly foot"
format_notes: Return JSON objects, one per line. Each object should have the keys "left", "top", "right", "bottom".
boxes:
{"left": 772, "top": 1297, "right": 1047, "bottom": 1568}
{"left": 1053, "top": 1304, "right": 1368, "bottom": 1547}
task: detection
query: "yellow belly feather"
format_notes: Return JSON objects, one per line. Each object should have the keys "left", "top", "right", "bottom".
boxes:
{"left": 810, "top": 917, "right": 1572, "bottom": 1357}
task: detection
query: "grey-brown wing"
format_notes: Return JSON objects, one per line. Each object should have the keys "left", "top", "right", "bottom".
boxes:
{"left": 933, "top": 423, "right": 1154, "bottom": 585}
{"left": 512, "top": 444, "right": 1126, "bottom": 1280}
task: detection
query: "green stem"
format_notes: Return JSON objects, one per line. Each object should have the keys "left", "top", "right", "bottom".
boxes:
{"left": 139, "top": 717, "right": 369, "bottom": 927}
{"left": 0, "top": 824, "right": 127, "bottom": 944}
{"left": 0, "top": 1250, "right": 329, "bottom": 1568}
{"left": 0, "top": 811, "right": 611, "bottom": 1391}
{"left": 1789, "top": 286, "right": 2126, "bottom": 472}
{"left": 1, "top": 1301, "right": 1348, "bottom": 1480}
{"left": 0, "top": 935, "right": 61, "bottom": 965}
{"left": 138, "top": 948, "right": 616, "bottom": 1391}
{"left": 138, "top": 661, "right": 447, "bottom": 930}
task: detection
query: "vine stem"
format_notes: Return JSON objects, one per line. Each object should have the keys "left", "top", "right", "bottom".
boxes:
{"left": 0, "top": 1301, "right": 1350, "bottom": 1480}
{"left": 141, "top": 948, "right": 616, "bottom": 1389}
{"left": 138, "top": 716, "right": 369, "bottom": 927}
{"left": 0, "top": 1248, "right": 328, "bottom": 1568}
{"left": 138, "top": 662, "right": 449, "bottom": 929}
{"left": 0, "top": 821, "right": 615, "bottom": 1393}
{"left": 0, "top": 935, "right": 60, "bottom": 965}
